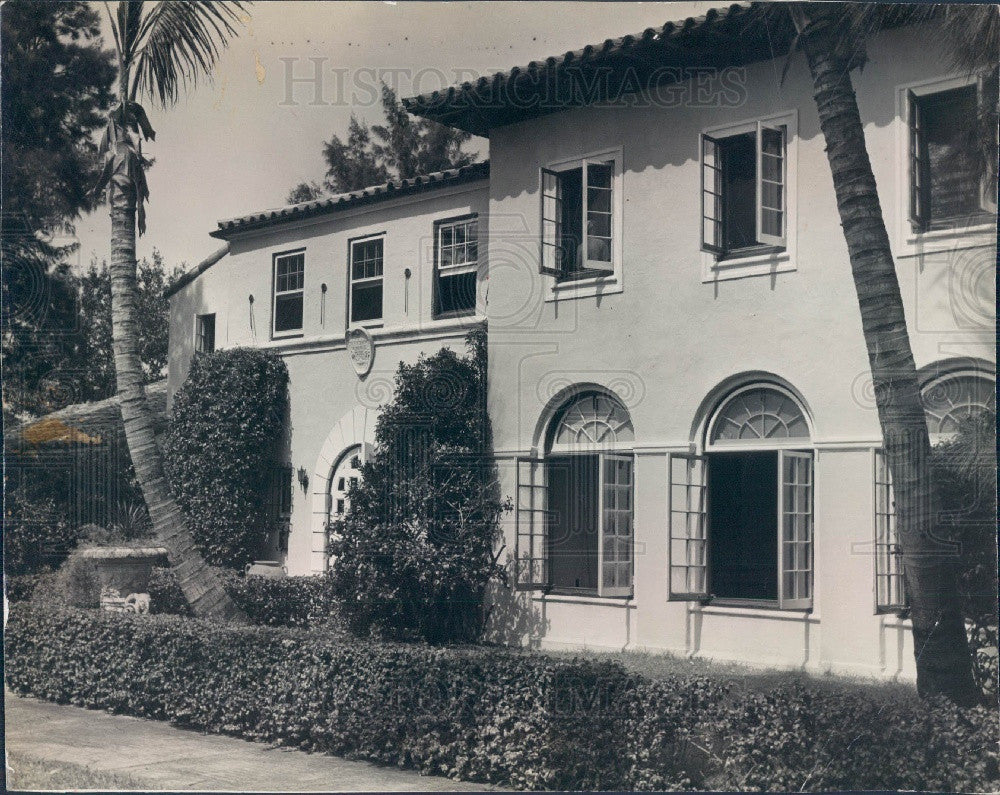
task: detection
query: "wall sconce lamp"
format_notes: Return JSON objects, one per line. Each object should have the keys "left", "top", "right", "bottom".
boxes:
{"left": 297, "top": 466, "right": 309, "bottom": 492}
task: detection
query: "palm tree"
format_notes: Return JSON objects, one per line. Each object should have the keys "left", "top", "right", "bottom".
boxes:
{"left": 95, "top": 1, "right": 249, "bottom": 620}
{"left": 784, "top": 2, "right": 996, "bottom": 705}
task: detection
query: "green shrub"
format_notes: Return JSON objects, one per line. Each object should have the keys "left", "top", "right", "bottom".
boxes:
{"left": 4, "top": 570, "right": 56, "bottom": 602}
{"left": 148, "top": 566, "right": 340, "bottom": 629}
{"left": 165, "top": 348, "right": 289, "bottom": 568}
{"left": 329, "top": 326, "right": 508, "bottom": 643}
{"left": 53, "top": 554, "right": 100, "bottom": 608}
{"left": 932, "top": 410, "right": 998, "bottom": 700}
{"left": 5, "top": 603, "right": 997, "bottom": 792}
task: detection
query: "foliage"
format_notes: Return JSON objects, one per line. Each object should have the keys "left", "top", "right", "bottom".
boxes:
{"left": 3, "top": 489, "right": 83, "bottom": 574}
{"left": 4, "top": 570, "right": 57, "bottom": 603}
{"left": 1, "top": 1, "right": 115, "bottom": 421}
{"left": 329, "top": 327, "right": 506, "bottom": 643}
{"left": 76, "top": 252, "right": 185, "bottom": 399}
{"left": 286, "top": 85, "right": 478, "bottom": 201}
{"left": 165, "top": 348, "right": 289, "bottom": 567}
{"left": 933, "top": 410, "right": 999, "bottom": 700}
{"left": 6, "top": 603, "right": 998, "bottom": 792}
{"left": 53, "top": 554, "right": 100, "bottom": 608}
{"left": 149, "top": 566, "right": 341, "bottom": 629}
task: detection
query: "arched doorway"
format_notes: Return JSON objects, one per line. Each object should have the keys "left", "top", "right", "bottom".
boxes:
{"left": 323, "top": 445, "right": 364, "bottom": 570}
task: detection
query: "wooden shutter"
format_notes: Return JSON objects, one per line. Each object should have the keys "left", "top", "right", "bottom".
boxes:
{"left": 583, "top": 159, "right": 615, "bottom": 275}
{"left": 515, "top": 457, "right": 548, "bottom": 590}
{"left": 598, "top": 453, "right": 633, "bottom": 597}
{"left": 756, "top": 121, "right": 786, "bottom": 247}
{"left": 778, "top": 450, "right": 813, "bottom": 609}
{"left": 874, "top": 449, "right": 906, "bottom": 612}
{"left": 908, "top": 90, "right": 928, "bottom": 230}
{"left": 668, "top": 453, "right": 709, "bottom": 600}
{"left": 701, "top": 135, "right": 724, "bottom": 254}
{"left": 540, "top": 168, "right": 564, "bottom": 277}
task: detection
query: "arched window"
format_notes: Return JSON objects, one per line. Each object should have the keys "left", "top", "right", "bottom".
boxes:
{"left": 921, "top": 372, "right": 996, "bottom": 437}
{"left": 550, "top": 391, "right": 634, "bottom": 449}
{"left": 669, "top": 383, "right": 813, "bottom": 609}
{"left": 516, "top": 389, "right": 634, "bottom": 597}
{"left": 709, "top": 386, "right": 809, "bottom": 445}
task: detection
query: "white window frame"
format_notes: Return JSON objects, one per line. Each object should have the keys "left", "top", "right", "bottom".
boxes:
{"left": 540, "top": 146, "right": 624, "bottom": 302}
{"left": 272, "top": 249, "right": 305, "bottom": 338}
{"left": 872, "top": 448, "right": 907, "bottom": 614}
{"left": 434, "top": 215, "right": 479, "bottom": 318}
{"left": 348, "top": 233, "right": 385, "bottom": 328}
{"left": 894, "top": 74, "right": 997, "bottom": 257}
{"left": 700, "top": 110, "right": 798, "bottom": 283}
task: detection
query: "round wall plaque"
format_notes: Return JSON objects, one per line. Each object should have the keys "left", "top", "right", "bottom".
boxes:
{"left": 345, "top": 328, "right": 375, "bottom": 377}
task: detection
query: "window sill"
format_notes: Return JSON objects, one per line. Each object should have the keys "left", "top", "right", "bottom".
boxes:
{"left": 271, "top": 331, "right": 304, "bottom": 341}
{"left": 898, "top": 218, "right": 996, "bottom": 257}
{"left": 693, "top": 602, "right": 816, "bottom": 620}
{"left": 702, "top": 247, "right": 794, "bottom": 283}
{"left": 432, "top": 309, "right": 477, "bottom": 321}
{"left": 545, "top": 273, "right": 623, "bottom": 302}
{"left": 532, "top": 591, "right": 635, "bottom": 607}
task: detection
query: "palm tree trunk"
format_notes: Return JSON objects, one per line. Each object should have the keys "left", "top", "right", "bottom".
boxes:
{"left": 790, "top": 4, "right": 978, "bottom": 705}
{"left": 109, "top": 119, "right": 243, "bottom": 622}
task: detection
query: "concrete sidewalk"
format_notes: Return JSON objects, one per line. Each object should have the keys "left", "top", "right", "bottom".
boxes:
{"left": 5, "top": 690, "right": 495, "bottom": 792}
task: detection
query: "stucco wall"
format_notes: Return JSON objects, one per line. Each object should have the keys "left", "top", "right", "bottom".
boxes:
{"left": 484, "top": 24, "right": 993, "bottom": 678}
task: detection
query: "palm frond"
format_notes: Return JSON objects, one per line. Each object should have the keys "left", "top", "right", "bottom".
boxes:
{"left": 130, "top": 1, "right": 248, "bottom": 107}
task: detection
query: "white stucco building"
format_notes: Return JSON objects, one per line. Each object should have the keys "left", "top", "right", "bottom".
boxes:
{"left": 168, "top": 5, "right": 996, "bottom": 680}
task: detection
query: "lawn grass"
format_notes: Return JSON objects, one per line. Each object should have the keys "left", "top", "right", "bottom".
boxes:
{"left": 5, "top": 752, "right": 147, "bottom": 792}
{"left": 544, "top": 646, "right": 920, "bottom": 700}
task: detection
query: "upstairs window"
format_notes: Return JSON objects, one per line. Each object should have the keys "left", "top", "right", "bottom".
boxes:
{"left": 350, "top": 236, "right": 384, "bottom": 324}
{"left": 434, "top": 216, "right": 478, "bottom": 317}
{"left": 702, "top": 122, "right": 787, "bottom": 257}
{"left": 540, "top": 155, "right": 616, "bottom": 282}
{"left": 273, "top": 251, "right": 304, "bottom": 335}
{"left": 909, "top": 82, "right": 994, "bottom": 231}
{"left": 195, "top": 313, "right": 215, "bottom": 353}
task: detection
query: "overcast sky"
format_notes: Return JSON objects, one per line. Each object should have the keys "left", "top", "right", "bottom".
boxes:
{"left": 71, "top": 1, "right": 709, "bottom": 272}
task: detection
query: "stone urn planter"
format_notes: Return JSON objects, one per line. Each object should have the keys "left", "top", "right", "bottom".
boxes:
{"left": 77, "top": 546, "right": 168, "bottom": 613}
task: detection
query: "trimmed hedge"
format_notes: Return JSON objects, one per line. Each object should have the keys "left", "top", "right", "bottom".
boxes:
{"left": 147, "top": 567, "right": 340, "bottom": 629}
{"left": 5, "top": 603, "right": 998, "bottom": 791}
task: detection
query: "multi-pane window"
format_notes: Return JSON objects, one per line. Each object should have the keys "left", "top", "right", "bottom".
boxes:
{"left": 668, "top": 386, "right": 813, "bottom": 609}
{"left": 540, "top": 157, "right": 615, "bottom": 281}
{"left": 273, "top": 251, "right": 304, "bottom": 334}
{"left": 515, "top": 391, "right": 634, "bottom": 597}
{"left": 350, "top": 236, "right": 384, "bottom": 323}
{"left": 435, "top": 217, "right": 478, "bottom": 317}
{"left": 195, "top": 313, "right": 215, "bottom": 353}
{"left": 874, "top": 450, "right": 906, "bottom": 613}
{"left": 702, "top": 122, "right": 787, "bottom": 256}
{"left": 908, "top": 82, "right": 994, "bottom": 231}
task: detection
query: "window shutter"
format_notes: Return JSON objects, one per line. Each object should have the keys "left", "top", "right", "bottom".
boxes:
{"left": 668, "top": 453, "right": 709, "bottom": 600}
{"left": 701, "top": 135, "right": 725, "bottom": 254}
{"left": 515, "top": 457, "right": 548, "bottom": 590}
{"left": 583, "top": 159, "right": 615, "bottom": 275}
{"left": 908, "top": 90, "right": 928, "bottom": 230}
{"left": 874, "top": 449, "right": 906, "bottom": 612}
{"left": 756, "top": 121, "right": 786, "bottom": 247}
{"left": 778, "top": 450, "right": 813, "bottom": 610}
{"left": 598, "top": 454, "right": 633, "bottom": 597}
{"left": 540, "top": 168, "right": 564, "bottom": 277}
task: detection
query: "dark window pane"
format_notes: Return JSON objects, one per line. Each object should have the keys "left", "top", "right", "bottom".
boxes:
{"left": 558, "top": 167, "right": 584, "bottom": 278}
{"left": 722, "top": 132, "right": 757, "bottom": 250}
{"left": 196, "top": 314, "right": 215, "bottom": 353}
{"left": 351, "top": 281, "right": 382, "bottom": 322}
{"left": 436, "top": 271, "right": 476, "bottom": 316}
{"left": 922, "top": 86, "right": 982, "bottom": 223}
{"left": 547, "top": 454, "right": 599, "bottom": 592}
{"left": 709, "top": 451, "right": 778, "bottom": 601}
{"left": 274, "top": 293, "right": 303, "bottom": 332}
